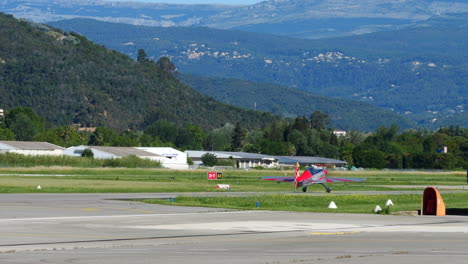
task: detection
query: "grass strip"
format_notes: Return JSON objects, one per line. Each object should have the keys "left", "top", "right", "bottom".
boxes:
{"left": 141, "top": 192, "right": 468, "bottom": 214}
{"left": 0, "top": 168, "right": 465, "bottom": 193}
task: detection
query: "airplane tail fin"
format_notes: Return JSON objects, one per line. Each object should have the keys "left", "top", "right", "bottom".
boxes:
{"left": 294, "top": 162, "right": 300, "bottom": 188}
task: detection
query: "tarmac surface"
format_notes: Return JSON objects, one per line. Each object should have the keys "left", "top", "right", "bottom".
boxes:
{"left": 0, "top": 193, "right": 468, "bottom": 264}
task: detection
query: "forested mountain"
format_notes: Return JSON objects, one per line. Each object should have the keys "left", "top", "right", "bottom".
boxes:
{"left": 50, "top": 15, "right": 468, "bottom": 128}
{"left": 0, "top": 13, "right": 278, "bottom": 131}
{"left": 179, "top": 74, "right": 417, "bottom": 131}
{"left": 2, "top": 0, "right": 468, "bottom": 39}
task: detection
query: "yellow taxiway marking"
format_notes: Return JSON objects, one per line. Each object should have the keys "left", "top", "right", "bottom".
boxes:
{"left": 80, "top": 208, "right": 99, "bottom": 211}
{"left": 309, "top": 231, "right": 361, "bottom": 235}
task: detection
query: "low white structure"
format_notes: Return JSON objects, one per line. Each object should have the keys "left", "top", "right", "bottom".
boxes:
{"left": 136, "top": 147, "right": 188, "bottom": 170}
{"left": 0, "top": 141, "right": 64, "bottom": 156}
{"left": 186, "top": 150, "right": 346, "bottom": 169}
{"left": 64, "top": 146, "right": 161, "bottom": 160}
{"left": 64, "top": 146, "right": 189, "bottom": 169}
{"left": 185, "top": 150, "right": 279, "bottom": 169}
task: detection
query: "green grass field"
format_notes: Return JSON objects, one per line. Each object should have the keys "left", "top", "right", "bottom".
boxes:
{"left": 0, "top": 167, "right": 466, "bottom": 214}
{"left": 0, "top": 167, "right": 465, "bottom": 193}
{"left": 141, "top": 192, "right": 468, "bottom": 214}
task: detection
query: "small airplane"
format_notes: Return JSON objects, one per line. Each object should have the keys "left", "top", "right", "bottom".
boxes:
{"left": 262, "top": 163, "right": 365, "bottom": 193}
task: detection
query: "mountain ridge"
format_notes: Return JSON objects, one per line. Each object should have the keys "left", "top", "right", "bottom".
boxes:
{"left": 49, "top": 15, "right": 467, "bottom": 128}
{"left": 3, "top": 0, "right": 468, "bottom": 39}
{"left": 179, "top": 74, "right": 418, "bottom": 131}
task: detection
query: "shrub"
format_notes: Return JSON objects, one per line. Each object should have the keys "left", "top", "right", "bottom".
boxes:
{"left": 201, "top": 153, "right": 217, "bottom": 167}
{"left": 216, "top": 159, "right": 235, "bottom": 167}
{"left": 81, "top": 148, "right": 94, "bottom": 158}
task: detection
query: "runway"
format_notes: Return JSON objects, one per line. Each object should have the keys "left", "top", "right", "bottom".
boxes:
{"left": 1, "top": 193, "right": 467, "bottom": 263}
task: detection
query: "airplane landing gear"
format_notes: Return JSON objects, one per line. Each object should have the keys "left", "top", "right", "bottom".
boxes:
{"left": 320, "top": 183, "right": 331, "bottom": 193}
{"left": 302, "top": 187, "right": 307, "bottom": 192}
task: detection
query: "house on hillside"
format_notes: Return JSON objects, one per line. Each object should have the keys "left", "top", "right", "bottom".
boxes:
{"left": 0, "top": 141, "right": 64, "bottom": 156}
{"left": 185, "top": 150, "right": 278, "bottom": 168}
{"left": 333, "top": 130, "right": 347, "bottom": 137}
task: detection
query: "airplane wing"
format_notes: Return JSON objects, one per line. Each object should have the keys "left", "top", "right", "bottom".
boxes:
{"left": 261, "top": 176, "right": 295, "bottom": 182}
{"left": 304, "top": 177, "right": 366, "bottom": 183}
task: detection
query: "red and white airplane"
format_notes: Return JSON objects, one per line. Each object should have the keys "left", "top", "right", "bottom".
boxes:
{"left": 262, "top": 163, "right": 365, "bottom": 193}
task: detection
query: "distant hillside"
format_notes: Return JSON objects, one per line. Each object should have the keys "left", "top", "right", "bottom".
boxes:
{"left": 179, "top": 74, "right": 418, "bottom": 131}
{"left": 2, "top": 0, "right": 468, "bottom": 39}
{"left": 202, "top": 0, "right": 468, "bottom": 39}
{"left": 0, "top": 0, "right": 233, "bottom": 25}
{"left": 0, "top": 13, "right": 277, "bottom": 131}
{"left": 50, "top": 15, "right": 467, "bottom": 128}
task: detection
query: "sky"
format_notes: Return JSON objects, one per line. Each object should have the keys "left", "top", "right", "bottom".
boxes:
{"left": 106, "top": 0, "right": 263, "bottom": 4}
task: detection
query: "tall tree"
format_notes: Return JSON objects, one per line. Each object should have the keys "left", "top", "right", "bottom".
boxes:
{"left": 3, "top": 107, "right": 46, "bottom": 141}
{"left": 144, "top": 120, "right": 178, "bottom": 144}
{"left": 156, "top": 57, "right": 176, "bottom": 77}
{"left": 136, "top": 49, "right": 148, "bottom": 63}
{"left": 310, "top": 111, "right": 330, "bottom": 130}
{"left": 231, "top": 122, "right": 246, "bottom": 151}
{"left": 35, "top": 126, "right": 87, "bottom": 147}
{"left": 88, "top": 127, "right": 120, "bottom": 146}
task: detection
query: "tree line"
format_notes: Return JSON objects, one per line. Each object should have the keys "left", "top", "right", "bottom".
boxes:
{"left": 0, "top": 107, "right": 466, "bottom": 170}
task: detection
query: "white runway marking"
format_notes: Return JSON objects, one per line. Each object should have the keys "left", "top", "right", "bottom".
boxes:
{"left": 124, "top": 221, "right": 468, "bottom": 233}
{"left": 0, "top": 210, "right": 261, "bottom": 222}
{"left": 125, "top": 221, "right": 363, "bottom": 232}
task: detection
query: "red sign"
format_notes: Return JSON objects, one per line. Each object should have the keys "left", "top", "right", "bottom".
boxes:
{"left": 207, "top": 172, "right": 217, "bottom": 180}
{"left": 207, "top": 172, "right": 223, "bottom": 180}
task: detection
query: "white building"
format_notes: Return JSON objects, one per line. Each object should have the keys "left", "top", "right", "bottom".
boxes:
{"left": 0, "top": 141, "right": 64, "bottom": 156}
{"left": 185, "top": 150, "right": 279, "bottom": 169}
{"left": 137, "top": 147, "right": 188, "bottom": 170}
{"left": 64, "top": 146, "right": 188, "bottom": 169}
{"left": 186, "top": 150, "right": 347, "bottom": 169}
{"left": 333, "top": 130, "right": 347, "bottom": 137}
{"left": 64, "top": 146, "right": 161, "bottom": 160}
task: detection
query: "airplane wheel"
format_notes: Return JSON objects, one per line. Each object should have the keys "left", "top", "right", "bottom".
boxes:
{"left": 326, "top": 188, "right": 331, "bottom": 193}
{"left": 302, "top": 187, "right": 307, "bottom": 192}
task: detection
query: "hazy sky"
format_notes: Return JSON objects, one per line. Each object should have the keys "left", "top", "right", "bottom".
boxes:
{"left": 106, "top": 0, "right": 263, "bottom": 4}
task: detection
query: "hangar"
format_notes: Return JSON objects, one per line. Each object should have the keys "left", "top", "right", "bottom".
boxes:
{"left": 136, "top": 147, "right": 188, "bottom": 170}
{"left": 0, "top": 141, "right": 64, "bottom": 156}
{"left": 64, "top": 146, "right": 160, "bottom": 160}
{"left": 64, "top": 146, "right": 188, "bottom": 169}
{"left": 185, "top": 150, "right": 347, "bottom": 169}
{"left": 185, "top": 150, "right": 278, "bottom": 169}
